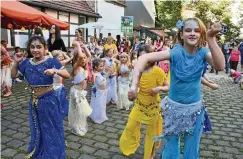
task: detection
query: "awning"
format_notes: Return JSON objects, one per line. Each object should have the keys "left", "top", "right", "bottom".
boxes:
{"left": 1, "top": 0, "right": 69, "bottom": 30}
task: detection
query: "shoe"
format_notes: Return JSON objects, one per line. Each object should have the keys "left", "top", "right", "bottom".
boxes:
{"left": 15, "top": 78, "right": 22, "bottom": 83}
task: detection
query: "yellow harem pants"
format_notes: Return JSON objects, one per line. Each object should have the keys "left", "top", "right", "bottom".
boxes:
{"left": 119, "top": 114, "right": 162, "bottom": 159}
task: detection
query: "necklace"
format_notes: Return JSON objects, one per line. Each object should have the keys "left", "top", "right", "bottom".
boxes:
{"left": 30, "top": 57, "right": 48, "bottom": 65}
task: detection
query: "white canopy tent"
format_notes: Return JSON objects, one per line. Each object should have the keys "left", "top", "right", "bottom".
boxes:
{"left": 79, "top": 22, "right": 122, "bottom": 40}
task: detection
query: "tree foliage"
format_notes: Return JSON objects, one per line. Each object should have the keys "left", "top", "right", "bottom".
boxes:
{"left": 185, "top": 0, "right": 241, "bottom": 40}
{"left": 155, "top": 0, "right": 241, "bottom": 39}
{"left": 155, "top": 0, "right": 183, "bottom": 29}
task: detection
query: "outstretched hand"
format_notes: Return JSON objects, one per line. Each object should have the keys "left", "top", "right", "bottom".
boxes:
{"left": 14, "top": 52, "right": 24, "bottom": 62}
{"left": 207, "top": 22, "right": 222, "bottom": 38}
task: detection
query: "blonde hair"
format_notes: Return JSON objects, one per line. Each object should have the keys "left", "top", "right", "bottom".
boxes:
{"left": 175, "top": 17, "right": 206, "bottom": 48}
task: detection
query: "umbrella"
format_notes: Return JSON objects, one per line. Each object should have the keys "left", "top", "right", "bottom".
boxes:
{"left": 1, "top": 0, "right": 69, "bottom": 30}
{"left": 79, "top": 22, "right": 120, "bottom": 30}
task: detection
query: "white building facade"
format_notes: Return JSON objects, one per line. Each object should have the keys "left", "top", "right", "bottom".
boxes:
{"left": 88, "top": 0, "right": 125, "bottom": 39}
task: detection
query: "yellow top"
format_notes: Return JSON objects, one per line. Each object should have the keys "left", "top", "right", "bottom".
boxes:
{"left": 104, "top": 43, "right": 117, "bottom": 51}
{"left": 129, "top": 66, "right": 166, "bottom": 124}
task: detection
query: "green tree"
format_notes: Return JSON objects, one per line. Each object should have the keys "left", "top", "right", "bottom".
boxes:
{"left": 186, "top": 0, "right": 241, "bottom": 40}
{"left": 155, "top": 0, "right": 183, "bottom": 29}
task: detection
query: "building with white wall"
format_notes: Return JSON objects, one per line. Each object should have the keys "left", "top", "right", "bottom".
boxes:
{"left": 1, "top": 1, "right": 100, "bottom": 49}
{"left": 125, "top": 0, "right": 156, "bottom": 28}
{"left": 92, "top": 0, "right": 125, "bottom": 39}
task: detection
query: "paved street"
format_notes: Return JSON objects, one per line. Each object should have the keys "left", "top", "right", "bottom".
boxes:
{"left": 1, "top": 71, "right": 243, "bottom": 159}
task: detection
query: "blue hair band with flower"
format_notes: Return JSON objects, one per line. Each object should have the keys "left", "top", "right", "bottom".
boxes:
{"left": 176, "top": 20, "right": 184, "bottom": 30}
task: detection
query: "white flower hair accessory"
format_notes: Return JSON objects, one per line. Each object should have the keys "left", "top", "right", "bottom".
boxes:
{"left": 176, "top": 20, "right": 184, "bottom": 30}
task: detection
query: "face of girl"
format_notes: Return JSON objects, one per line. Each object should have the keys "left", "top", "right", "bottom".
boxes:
{"left": 50, "top": 25, "right": 56, "bottom": 34}
{"left": 75, "top": 30, "right": 80, "bottom": 37}
{"left": 30, "top": 39, "right": 45, "bottom": 59}
{"left": 106, "top": 49, "right": 113, "bottom": 57}
{"left": 181, "top": 20, "right": 200, "bottom": 47}
{"left": 157, "top": 36, "right": 160, "bottom": 40}
{"left": 80, "top": 53, "right": 87, "bottom": 67}
{"left": 96, "top": 62, "right": 104, "bottom": 72}
{"left": 120, "top": 55, "right": 128, "bottom": 63}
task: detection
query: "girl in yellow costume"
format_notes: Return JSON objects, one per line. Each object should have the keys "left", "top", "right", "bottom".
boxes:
{"left": 119, "top": 45, "right": 169, "bottom": 159}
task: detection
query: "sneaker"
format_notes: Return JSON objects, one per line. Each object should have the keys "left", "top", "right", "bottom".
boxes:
{"left": 15, "top": 78, "right": 22, "bottom": 83}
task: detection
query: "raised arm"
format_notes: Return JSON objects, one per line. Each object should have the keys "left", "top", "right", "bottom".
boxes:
{"left": 129, "top": 50, "right": 170, "bottom": 99}
{"left": 82, "top": 44, "right": 91, "bottom": 59}
{"left": 206, "top": 22, "right": 225, "bottom": 71}
{"left": 11, "top": 52, "right": 24, "bottom": 78}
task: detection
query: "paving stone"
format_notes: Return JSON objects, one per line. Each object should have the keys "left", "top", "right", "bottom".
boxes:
{"left": 221, "top": 136, "right": 236, "bottom": 142}
{"left": 13, "top": 154, "right": 26, "bottom": 159}
{"left": 1, "top": 148, "right": 17, "bottom": 157}
{"left": 78, "top": 154, "right": 96, "bottom": 159}
{"left": 67, "top": 142, "right": 81, "bottom": 150}
{"left": 218, "top": 153, "right": 234, "bottom": 159}
{"left": 108, "top": 146, "right": 121, "bottom": 153}
{"left": 80, "top": 145, "right": 96, "bottom": 154}
{"left": 93, "top": 135, "right": 108, "bottom": 142}
{"left": 12, "top": 132, "right": 28, "bottom": 139}
{"left": 215, "top": 140, "right": 231, "bottom": 146}
{"left": 66, "top": 150, "right": 81, "bottom": 159}
{"left": 232, "top": 143, "right": 243, "bottom": 149}
{"left": 112, "top": 154, "right": 128, "bottom": 159}
{"left": 66, "top": 134, "right": 81, "bottom": 142}
{"left": 2, "top": 71, "right": 243, "bottom": 159}
{"left": 236, "top": 155, "right": 243, "bottom": 159}
{"left": 115, "top": 124, "right": 125, "bottom": 129}
{"left": 79, "top": 138, "right": 95, "bottom": 146}
{"left": 93, "top": 129, "right": 106, "bottom": 135}
{"left": 1, "top": 135, "right": 13, "bottom": 144}
{"left": 18, "top": 126, "right": 29, "bottom": 133}
{"left": 2, "top": 129, "right": 17, "bottom": 135}
{"left": 229, "top": 132, "right": 242, "bottom": 138}
{"left": 224, "top": 147, "right": 240, "bottom": 154}
{"left": 103, "top": 122, "right": 116, "bottom": 127}
{"left": 7, "top": 140, "right": 25, "bottom": 148}
{"left": 106, "top": 127, "right": 119, "bottom": 133}
{"left": 95, "top": 150, "right": 112, "bottom": 158}
{"left": 106, "top": 133, "right": 119, "bottom": 139}
{"left": 94, "top": 142, "right": 109, "bottom": 149}
{"left": 84, "top": 133, "right": 95, "bottom": 139}
{"left": 107, "top": 139, "right": 119, "bottom": 146}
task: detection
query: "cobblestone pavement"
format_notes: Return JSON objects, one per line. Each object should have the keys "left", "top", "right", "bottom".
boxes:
{"left": 1, "top": 71, "right": 243, "bottom": 159}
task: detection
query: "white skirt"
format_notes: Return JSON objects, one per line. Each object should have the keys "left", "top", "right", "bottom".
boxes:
{"left": 90, "top": 89, "right": 108, "bottom": 124}
{"left": 1, "top": 66, "right": 12, "bottom": 87}
{"left": 117, "top": 77, "right": 132, "bottom": 110}
{"left": 68, "top": 86, "right": 92, "bottom": 136}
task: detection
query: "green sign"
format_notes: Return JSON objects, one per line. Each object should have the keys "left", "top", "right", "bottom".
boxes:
{"left": 121, "top": 16, "right": 133, "bottom": 33}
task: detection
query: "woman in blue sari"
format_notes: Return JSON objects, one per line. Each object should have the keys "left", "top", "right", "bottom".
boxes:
{"left": 11, "top": 36, "right": 70, "bottom": 159}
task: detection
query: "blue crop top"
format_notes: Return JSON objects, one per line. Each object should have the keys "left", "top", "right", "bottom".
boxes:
{"left": 73, "top": 70, "right": 88, "bottom": 84}
{"left": 119, "top": 64, "right": 129, "bottom": 74}
{"left": 168, "top": 44, "right": 209, "bottom": 104}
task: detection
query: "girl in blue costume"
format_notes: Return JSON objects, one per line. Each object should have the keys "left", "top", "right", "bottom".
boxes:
{"left": 89, "top": 58, "right": 108, "bottom": 124}
{"left": 128, "top": 18, "right": 225, "bottom": 159}
{"left": 11, "top": 36, "right": 70, "bottom": 159}
{"left": 102, "top": 48, "right": 120, "bottom": 105}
